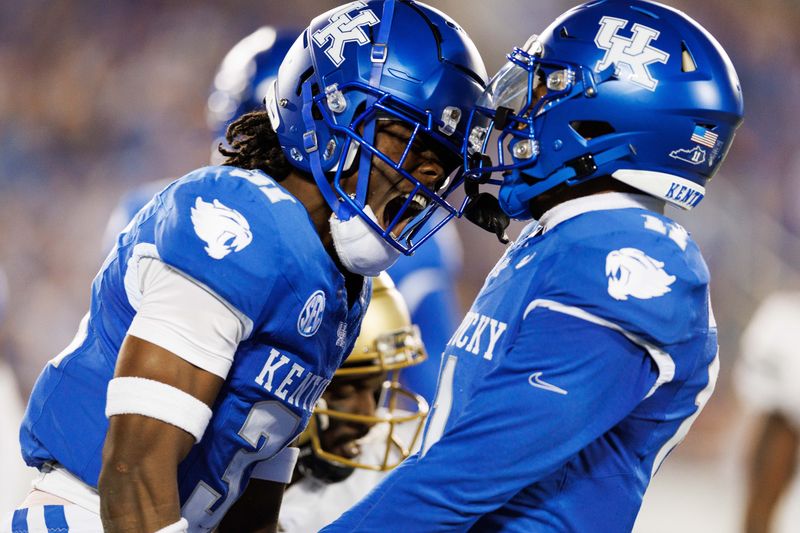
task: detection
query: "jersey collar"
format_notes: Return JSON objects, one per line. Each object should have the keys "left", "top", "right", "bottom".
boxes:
{"left": 539, "top": 192, "right": 666, "bottom": 234}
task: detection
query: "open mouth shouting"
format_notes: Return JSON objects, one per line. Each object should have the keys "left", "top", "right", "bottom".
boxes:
{"left": 382, "top": 192, "right": 431, "bottom": 233}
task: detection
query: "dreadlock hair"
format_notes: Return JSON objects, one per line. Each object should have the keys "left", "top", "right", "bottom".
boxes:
{"left": 219, "top": 110, "right": 293, "bottom": 180}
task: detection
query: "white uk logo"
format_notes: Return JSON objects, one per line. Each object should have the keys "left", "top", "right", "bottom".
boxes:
{"left": 312, "top": 2, "right": 380, "bottom": 67}
{"left": 605, "top": 248, "right": 676, "bottom": 301}
{"left": 190, "top": 197, "right": 253, "bottom": 260}
{"left": 594, "top": 16, "right": 669, "bottom": 91}
{"left": 298, "top": 290, "right": 326, "bottom": 337}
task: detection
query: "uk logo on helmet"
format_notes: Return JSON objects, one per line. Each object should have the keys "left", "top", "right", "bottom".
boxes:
{"left": 298, "top": 290, "right": 326, "bottom": 337}
{"left": 312, "top": 1, "right": 379, "bottom": 67}
{"left": 594, "top": 16, "right": 669, "bottom": 91}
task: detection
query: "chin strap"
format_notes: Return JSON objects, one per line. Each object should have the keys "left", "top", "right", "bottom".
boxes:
{"left": 514, "top": 143, "right": 634, "bottom": 209}
{"left": 463, "top": 178, "right": 510, "bottom": 244}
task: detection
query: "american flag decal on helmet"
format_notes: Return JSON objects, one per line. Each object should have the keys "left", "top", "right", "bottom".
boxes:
{"left": 691, "top": 125, "right": 719, "bottom": 148}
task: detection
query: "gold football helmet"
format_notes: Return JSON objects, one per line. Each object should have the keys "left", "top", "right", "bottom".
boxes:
{"left": 300, "top": 272, "right": 429, "bottom": 479}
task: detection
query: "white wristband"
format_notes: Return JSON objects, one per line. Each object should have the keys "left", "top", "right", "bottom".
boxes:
{"left": 106, "top": 377, "right": 213, "bottom": 443}
{"left": 155, "top": 517, "right": 189, "bottom": 533}
{"left": 250, "top": 446, "right": 300, "bottom": 484}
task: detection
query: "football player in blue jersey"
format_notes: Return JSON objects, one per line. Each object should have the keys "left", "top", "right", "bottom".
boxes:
{"left": 7, "top": 2, "right": 486, "bottom": 532}
{"left": 104, "top": 22, "right": 464, "bottom": 407}
{"left": 324, "top": 1, "right": 745, "bottom": 531}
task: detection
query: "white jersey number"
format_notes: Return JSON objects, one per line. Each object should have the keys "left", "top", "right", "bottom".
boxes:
{"left": 182, "top": 401, "right": 301, "bottom": 531}
{"left": 421, "top": 355, "right": 457, "bottom": 457}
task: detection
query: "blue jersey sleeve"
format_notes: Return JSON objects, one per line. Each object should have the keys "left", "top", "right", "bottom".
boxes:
{"left": 323, "top": 308, "right": 658, "bottom": 531}
{"left": 537, "top": 214, "right": 709, "bottom": 347}
{"left": 152, "top": 166, "right": 298, "bottom": 328}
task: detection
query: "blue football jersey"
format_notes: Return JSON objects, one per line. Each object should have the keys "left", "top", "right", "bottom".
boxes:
{"left": 105, "top": 180, "right": 463, "bottom": 406}
{"left": 20, "top": 166, "right": 369, "bottom": 531}
{"left": 324, "top": 194, "right": 718, "bottom": 532}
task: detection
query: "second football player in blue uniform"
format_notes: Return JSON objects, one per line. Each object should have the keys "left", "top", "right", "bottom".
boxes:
{"left": 7, "top": 2, "right": 486, "bottom": 532}
{"left": 324, "top": 0, "right": 745, "bottom": 530}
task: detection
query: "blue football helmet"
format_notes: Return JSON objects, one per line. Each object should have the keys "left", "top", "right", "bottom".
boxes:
{"left": 267, "top": 0, "right": 487, "bottom": 253}
{"left": 463, "top": 0, "right": 744, "bottom": 219}
{"left": 207, "top": 26, "right": 298, "bottom": 161}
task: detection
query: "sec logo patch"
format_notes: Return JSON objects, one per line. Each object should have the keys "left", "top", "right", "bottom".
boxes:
{"left": 298, "top": 290, "right": 326, "bottom": 337}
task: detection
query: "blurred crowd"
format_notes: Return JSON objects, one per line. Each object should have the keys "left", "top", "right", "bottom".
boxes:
{"left": 1, "top": 0, "right": 799, "bottom": 529}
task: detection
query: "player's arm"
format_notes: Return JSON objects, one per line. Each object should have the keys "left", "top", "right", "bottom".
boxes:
{"left": 98, "top": 257, "right": 246, "bottom": 532}
{"left": 217, "top": 446, "right": 300, "bottom": 533}
{"left": 743, "top": 411, "right": 799, "bottom": 533}
{"left": 325, "top": 306, "right": 658, "bottom": 531}
{"left": 217, "top": 479, "right": 285, "bottom": 533}
{"left": 99, "top": 336, "right": 224, "bottom": 532}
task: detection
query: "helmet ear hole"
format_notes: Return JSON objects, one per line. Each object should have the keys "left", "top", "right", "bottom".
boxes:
{"left": 570, "top": 121, "right": 615, "bottom": 141}
{"left": 681, "top": 42, "right": 697, "bottom": 72}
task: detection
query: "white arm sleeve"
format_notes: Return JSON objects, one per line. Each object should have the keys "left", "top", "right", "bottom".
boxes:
{"left": 126, "top": 257, "right": 245, "bottom": 378}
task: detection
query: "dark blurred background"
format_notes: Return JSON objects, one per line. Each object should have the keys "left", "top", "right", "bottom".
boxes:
{"left": 1, "top": 1, "right": 798, "bottom": 530}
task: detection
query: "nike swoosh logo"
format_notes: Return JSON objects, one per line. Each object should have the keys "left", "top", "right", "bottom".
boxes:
{"left": 528, "top": 372, "right": 568, "bottom": 395}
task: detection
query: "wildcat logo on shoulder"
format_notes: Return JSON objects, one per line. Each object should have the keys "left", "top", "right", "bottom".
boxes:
{"left": 298, "top": 290, "right": 327, "bottom": 337}
{"left": 190, "top": 197, "right": 253, "bottom": 260}
{"left": 605, "top": 248, "right": 676, "bottom": 301}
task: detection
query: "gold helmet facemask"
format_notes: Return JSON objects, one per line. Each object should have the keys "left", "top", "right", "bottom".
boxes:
{"left": 299, "top": 273, "right": 429, "bottom": 477}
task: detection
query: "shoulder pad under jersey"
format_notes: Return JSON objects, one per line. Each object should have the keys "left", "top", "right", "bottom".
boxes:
{"left": 153, "top": 165, "right": 320, "bottom": 326}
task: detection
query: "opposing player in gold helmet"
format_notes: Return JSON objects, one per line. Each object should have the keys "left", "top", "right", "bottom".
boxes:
{"left": 278, "top": 273, "right": 429, "bottom": 532}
